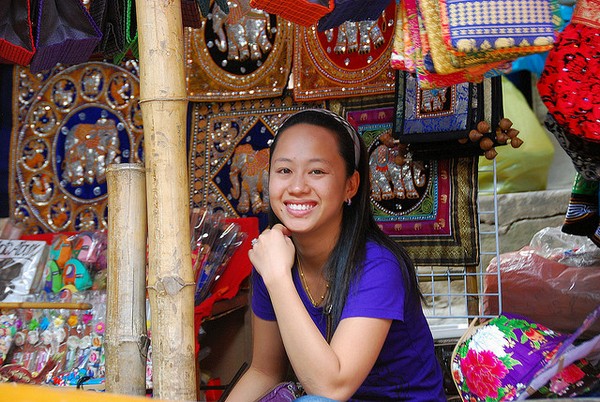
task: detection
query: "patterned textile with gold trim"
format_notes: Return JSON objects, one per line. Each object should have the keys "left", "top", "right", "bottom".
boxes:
{"left": 330, "top": 96, "right": 480, "bottom": 266}
{"left": 292, "top": 1, "right": 396, "bottom": 101}
{"left": 189, "top": 95, "right": 324, "bottom": 230}
{"left": 9, "top": 61, "right": 144, "bottom": 234}
{"left": 185, "top": 0, "right": 293, "bottom": 102}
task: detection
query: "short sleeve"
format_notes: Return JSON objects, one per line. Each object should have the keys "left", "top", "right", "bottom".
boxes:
{"left": 341, "top": 243, "right": 406, "bottom": 322}
{"left": 250, "top": 268, "right": 277, "bottom": 321}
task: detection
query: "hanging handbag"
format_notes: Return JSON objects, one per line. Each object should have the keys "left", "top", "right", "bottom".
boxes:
{"left": 250, "top": 0, "right": 334, "bottom": 27}
{"left": 392, "top": 71, "right": 504, "bottom": 160}
{"left": 415, "top": 0, "right": 512, "bottom": 77}
{"left": 89, "top": 0, "right": 125, "bottom": 58}
{"left": 113, "top": 0, "right": 139, "bottom": 64}
{"left": 29, "top": 0, "right": 103, "bottom": 72}
{"left": 537, "top": 3, "right": 600, "bottom": 144}
{"left": 0, "top": 0, "right": 36, "bottom": 65}
{"left": 544, "top": 113, "right": 600, "bottom": 182}
{"left": 256, "top": 381, "right": 306, "bottom": 402}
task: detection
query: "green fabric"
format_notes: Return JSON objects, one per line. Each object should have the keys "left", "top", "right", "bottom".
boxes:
{"left": 479, "top": 77, "right": 555, "bottom": 193}
{"left": 113, "top": 0, "right": 138, "bottom": 64}
{"left": 571, "top": 172, "right": 599, "bottom": 195}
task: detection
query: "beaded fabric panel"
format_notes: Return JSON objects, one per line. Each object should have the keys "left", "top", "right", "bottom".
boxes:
{"left": 188, "top": 95, "right": 324, "bottom": 230}
{"left": 394, "top": 72, "right": 478, "bottom": 144}
{"left": 330, "top": 96, "right": 480, "bottom": 266}
{"left": 292, "top": 1, "right": 396, "bottom": 101}
{"left": 185, "top": 0, "right": 293, "bottom": 102}
{"left": 9, "top": 61, "right": 144, "bottom": 234}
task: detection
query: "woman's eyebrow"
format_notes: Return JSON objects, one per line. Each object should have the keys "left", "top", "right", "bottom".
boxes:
{"left": 272, "top": 157, "right": 332, "bottom": 164}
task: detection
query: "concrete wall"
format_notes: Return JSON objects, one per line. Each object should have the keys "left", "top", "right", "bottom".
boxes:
{"left": 480, "top": 189, "right": 571, "bottom": 255}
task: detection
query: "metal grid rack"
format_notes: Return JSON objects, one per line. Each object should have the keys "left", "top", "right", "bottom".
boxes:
{"left": 418, "top": 159, "right": 502, "bottom": 340}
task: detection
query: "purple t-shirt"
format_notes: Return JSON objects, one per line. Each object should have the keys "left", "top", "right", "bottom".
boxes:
{"left": 251, "top": 241, "right": 446, "bottom": 401}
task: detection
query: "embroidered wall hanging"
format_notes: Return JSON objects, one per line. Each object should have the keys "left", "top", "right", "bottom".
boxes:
{"left": 393, "top": 72, "right": 504, "bottom": 160}
{"left": 189, "top": 95, "right": 324, "bottom": 230}
{"left": 9, "top": 61, "right": 144, "bottom": 234}
{"left": 185, "top": 0, "right": 293, "bottom": 102}
{"left": 330, "top": 96, "right": 480, "bottom": 266}
{"left": 292, "top": 0, "right": 396, "bottom": 101}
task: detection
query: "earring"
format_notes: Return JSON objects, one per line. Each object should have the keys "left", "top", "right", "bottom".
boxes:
{"left": 346, "top": 198, "right": 352, "bottom": 206}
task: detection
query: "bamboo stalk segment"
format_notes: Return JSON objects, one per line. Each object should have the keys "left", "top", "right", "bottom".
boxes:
{"left": 134, "top": 0, "right": 196, "bottom": 400}
{"left": 105, "top": 163, "right": 149, "bottom": 396}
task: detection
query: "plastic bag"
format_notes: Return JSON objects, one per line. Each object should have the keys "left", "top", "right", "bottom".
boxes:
{"left": 483, "top": 245, "right": 600, "bottom": 335}
{"left": 479, "top": 77, "right": 555, "bottom": 193}
{"left": 529, "top": 226, "right": 600, "bottom": 267}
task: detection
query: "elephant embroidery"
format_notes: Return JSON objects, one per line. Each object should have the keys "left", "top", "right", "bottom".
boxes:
{"left": 23, "top": 139, "right": 47, "bottom": 169}
{"left": 420, "top": 87, "right": 448, "bottom": 113}
{"left": 30, "top": 174, "right": 53, "bottom": 203}
{"left": 53, "top": 79, "right": 76, "bottom": 109}
{"left": 324, "top": 19, "right": 385, "bottom": 54}
{"left": 229, "top": 144, "right": 269, "bottom": 214}
{"left": 369, "top": 144, "right": 426, "bottom": 201}
{"left": 433, "top": 218, "right": 446, "bottom": 230}
{"left": 62, "top": 117, "right": 121, "bottom": 187}
{"left": 211, "top": 0, "right": 273, "bottom": 62}
{"left": 50, "top": 199, "right": 70, "bottom": 228}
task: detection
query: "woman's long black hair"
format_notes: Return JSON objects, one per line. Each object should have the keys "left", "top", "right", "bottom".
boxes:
{"left": 268, "top": 109, "right": 423, "bottom": 331}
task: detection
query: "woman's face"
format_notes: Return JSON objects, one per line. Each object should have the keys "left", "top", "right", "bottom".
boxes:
{"left": 269, "top": 123, "right": 358, "bottom": 239}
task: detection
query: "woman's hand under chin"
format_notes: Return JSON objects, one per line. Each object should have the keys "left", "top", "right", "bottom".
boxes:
{"left": 249, "top": 223, "right": 296, "bottom": 286}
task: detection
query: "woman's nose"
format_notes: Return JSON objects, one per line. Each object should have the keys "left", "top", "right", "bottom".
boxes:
{"left": 289, "top": 173, "right": 309, "bottom": 193}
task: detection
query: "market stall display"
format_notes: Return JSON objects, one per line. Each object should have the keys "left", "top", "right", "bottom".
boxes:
{"left": 1, "top": 0, "right": 590, "bottom": 398}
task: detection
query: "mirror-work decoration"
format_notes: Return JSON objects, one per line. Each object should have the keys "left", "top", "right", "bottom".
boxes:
{"left": 189, "top": 94, "right": 323, "bottom": 230}
{"left": 9, "top": 61, "right": 144, "bottom": 234}
{"left": 330, "top": 96, "right": 480, "bottom": 266}
{"left": 185, "top": 0, "right": 293, "bottom": 102}
{"left": 292, "top": 1, "right": 396, "bottom": 101}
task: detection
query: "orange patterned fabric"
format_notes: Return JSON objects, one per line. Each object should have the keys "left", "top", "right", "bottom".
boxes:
{"left": 572, "top": 0, "right": 600, "bottom": 28}
{"left": 395, "top": 0, "right": 508, "bottom": 89}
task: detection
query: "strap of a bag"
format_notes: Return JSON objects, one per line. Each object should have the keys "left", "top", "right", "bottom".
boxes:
{"left": 551, "top": 304, "right": 600, "bottom": 362}
{"left": 520, "top": 304, "right": 600, "bottom": 400}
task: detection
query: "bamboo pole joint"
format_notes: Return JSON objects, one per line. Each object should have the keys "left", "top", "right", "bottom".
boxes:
{"left": 146, "top": 276, "right": 196, "bottom": 296}
{"left": 138, "top": 97, "right": 188, "bottom": 105}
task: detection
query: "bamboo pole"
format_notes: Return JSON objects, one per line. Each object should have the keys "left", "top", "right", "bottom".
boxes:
{"left": 134, "top": 0, "right": 196, "bottom": 400}
{"left": 105, "top": 163, "right": 149, "bottom": 396}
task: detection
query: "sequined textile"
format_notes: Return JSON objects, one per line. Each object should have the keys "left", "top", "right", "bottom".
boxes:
{"left": 185, "top": 0, "right": 293, "bottom": 102}
{"left": 330, "top": 96, "right": 480, "bottom": 266}
{"left": 9, "top": 61, "right": 144, "bottom": 234}
{"left": 292, "top": 1, "right": 396, "bottom": 101}
{"left": 188, "top": 95, "right": 324, "bottom": 230}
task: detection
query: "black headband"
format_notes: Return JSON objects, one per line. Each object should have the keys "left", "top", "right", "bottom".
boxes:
{"left": 285, "top": 108, "right": 361, "bottom": 169}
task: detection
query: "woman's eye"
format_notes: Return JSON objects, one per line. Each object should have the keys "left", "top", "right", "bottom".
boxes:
{"left": 310, "top": 169, "right": 325, "bottom": 175}
{"left": 276, "top": 167, "right": 291, "bottom": 174}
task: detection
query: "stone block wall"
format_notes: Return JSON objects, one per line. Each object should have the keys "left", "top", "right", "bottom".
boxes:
{"left": 479, "top": 189, "right": 570, "bottom": 258}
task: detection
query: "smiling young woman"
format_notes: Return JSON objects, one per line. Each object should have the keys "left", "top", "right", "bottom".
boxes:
{"left": 226, "top": 109, "right": 446, "bottom": 402}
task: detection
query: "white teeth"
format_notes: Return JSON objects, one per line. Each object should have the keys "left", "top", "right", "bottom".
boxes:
{"left": 288, "top": 203, "right": 313, "bottom": 211}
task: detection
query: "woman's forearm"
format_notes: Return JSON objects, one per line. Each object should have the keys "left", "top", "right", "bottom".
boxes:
{"left": 266, "top": 281, "right": 345, "bottom": 397}
{"left": 224, "top": 366, "right": 280, "bottom": 402}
